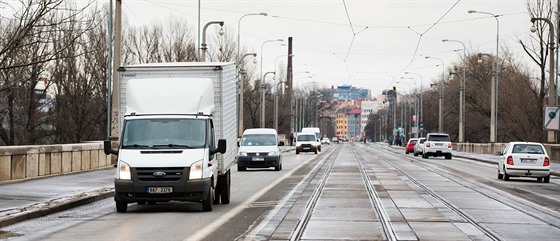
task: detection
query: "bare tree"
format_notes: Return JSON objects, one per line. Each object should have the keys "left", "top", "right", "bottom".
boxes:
{"left": 519, "top": 0, "right": 554, "bottom": 102}
{"left": 0, "top": 0, "right": 95, "bottom": 145}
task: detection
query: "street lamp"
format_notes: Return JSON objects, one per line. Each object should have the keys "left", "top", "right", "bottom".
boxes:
{"left": 201, "top": 21, "right": 224, "bottom": 62}
{"left": 531, "top": 17, "right": 556, "bottom": 142}
{"left": 395, "top": 81, "right": 414, "bottom": 140}
{"left": 274, "top": 81, "right": 289, "bottom": 131}
{"left": 399, "top": 77, "right": 420, "bottom": 138}
{"left": 425, "top": 56, "right": 445, "bottom": 133}
{"left": 261, "top": 71, "right": 275, "bottom": 128}
{"left": 296, "top": 75, "right": 313, "bottom": 89}
{"left": 442, "top": 39, "right": 467, "bottom": 143}
{"left": 477, "top": 53, "right": 497, "bottom": 143}
{"left": 469, "top": 10, "right": 500, "bottom": 142}
{"left": 260, "top": 39, "right": 284, "bottom": 83}
{"left": 237, "top": 13, "right": 267, "bottom": 138}
{"left": 404, "top": 72, "right": 423, "bottom": 137}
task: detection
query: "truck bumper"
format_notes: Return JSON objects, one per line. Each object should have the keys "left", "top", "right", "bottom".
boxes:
{"left": 114, "top": 178, "right": 211, "bottom": 203}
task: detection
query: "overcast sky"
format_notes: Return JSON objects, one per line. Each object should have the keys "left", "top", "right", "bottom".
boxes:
{"left": 114, "top": 0, "right": 535, "bottom": 96}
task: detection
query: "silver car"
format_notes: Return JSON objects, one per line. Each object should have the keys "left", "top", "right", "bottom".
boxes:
{"left": 413, "top": 137, "right": 426, "bottom": 156}
{"left": 497, "top": 142, "right": 550, "bottom": 183}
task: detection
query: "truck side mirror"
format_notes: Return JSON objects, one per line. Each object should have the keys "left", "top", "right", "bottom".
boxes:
{"left": 216, "top": 139, "right": 227, "bottom": 154}
{"left": 104, "top": 140, "right": 118, "bottom": 156}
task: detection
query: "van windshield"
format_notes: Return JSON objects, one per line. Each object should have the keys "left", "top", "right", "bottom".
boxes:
{"left": 297, "top": 134, "right": 316, "bottom": 141}
{"left": 241, "top": 134, "right": 277, "bottom": 146}
{"left": 122, "top": 118, "right": 206, "bottom": 149}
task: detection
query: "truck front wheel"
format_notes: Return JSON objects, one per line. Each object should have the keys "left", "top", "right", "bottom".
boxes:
{"left": 116, "top": 201, "right": 127, "bottom": 213}
{"left": 202, "top": 186, "right": 213, "bottom": 212}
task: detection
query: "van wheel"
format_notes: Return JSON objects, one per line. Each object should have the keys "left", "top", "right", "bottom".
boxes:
{"left": 202, "top": 186, "right": 213, "bottom": 212}
{"left": 116, "top": 201, "right": 127, "bottom": 213}
{"left": 314, "top": 149, "right": 318, "bottom": 154}
{"left": 544, "top": 175, "right": 550, "bottom": 183}
{"left": 275, "top": 162, "right": 281, "bottom": 171}
{"left": 296, "top": 150, "right": 300, "bottom": 154}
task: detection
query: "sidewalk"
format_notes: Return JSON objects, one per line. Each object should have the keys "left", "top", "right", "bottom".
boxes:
{"left": 0, "top": 168, "right": 115, "bottom": 228}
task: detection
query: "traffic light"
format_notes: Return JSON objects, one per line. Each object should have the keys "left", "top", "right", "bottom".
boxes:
{"left": 392, "top": 86, "right": 397, "bottom": 92}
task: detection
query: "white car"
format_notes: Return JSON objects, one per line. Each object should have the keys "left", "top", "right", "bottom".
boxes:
{"left": 422, "top": 133, "right": 452, "bottom": 159}
{"left": 497, "top": 142, "right": 550, "bottom": 183}
{"left": 413, "top": 137, "right": 426, "bottom": 156}
{"left": 321, "top": 137, "right": 331, "bottom": 145}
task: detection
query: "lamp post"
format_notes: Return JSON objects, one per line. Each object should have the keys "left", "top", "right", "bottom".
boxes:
{"left": 295, "top": 76, "right": 313, "bottom": 132}
{"left": 531, "top": 17, "right": 556, "bottom": 142}
{"left": 442, "top": 39, "right": 466, "bottom": 142}
{"left": 399, "top": 77, "right": 419, "bottom": 138}
{"left": 395, "top": 82, "right": 413, "bottom": 140}
{"left": 274, "top": 81, "right": 288, "bottom": 131}
{"left": 260, "top": 39, "right": 284, "bottom": 82}
{"left": 237, "top": 53, "right": 256, "bottom": 137}
{"left": 201, "top": 21, "right": 224, "bottom": 62}
{"left": 469, "top": 10, "right": 500, "bottom": 142}
{"left": 425, "top": 56, "right": 445, "bottom": 133}
{"left": 477, "top": 53, "right": 497, "bottom": 143}
{"left": 404, "top": 72, "right": 423, "bottom": 137}
{"left": 237, "top": 13, "right": 267, "bottom": 138}
{"left": 261, "top": 71, "right": 275, "bottom": 128}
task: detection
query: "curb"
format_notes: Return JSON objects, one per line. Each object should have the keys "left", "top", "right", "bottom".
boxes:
{"left": 0, "top": 188, "right": 114, "bottom": 228}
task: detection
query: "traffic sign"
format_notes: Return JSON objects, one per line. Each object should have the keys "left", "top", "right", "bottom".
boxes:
{"left": 544, "top": 106, "right": 560, "bottom": 130}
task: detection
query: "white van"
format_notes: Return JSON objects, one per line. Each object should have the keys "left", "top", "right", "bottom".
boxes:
{"left": 237, "top": 128, "right": 284, "bottom": 171}
{"left": 301, "top": 127, "right": 321, "bottom": 151}
{"left": 295, "top": 132, "right": 319, "bottom": 154}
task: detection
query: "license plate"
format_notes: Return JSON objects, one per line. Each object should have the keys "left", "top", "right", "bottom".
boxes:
{"left": 252, "top": 157, "right": 264, "bottom": 161}
{"left": 303, "top": 147, "right": 310, "bottom": 150}
{"left": 147, "top": 187, "right": 173, "bottom": 194}
{"left": 520, "top": 159, "right": 537, "bottom": 164}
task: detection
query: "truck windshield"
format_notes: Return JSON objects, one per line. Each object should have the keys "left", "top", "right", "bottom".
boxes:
{"left": 241, "top": 134, "right": 277, "bottom": 146}
{"left": 122, "top": 118, "right": 206, "bottom": 149}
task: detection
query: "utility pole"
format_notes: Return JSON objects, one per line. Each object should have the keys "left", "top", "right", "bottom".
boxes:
{"left": 110, "top": 0, "right": 122, "bottom": 140}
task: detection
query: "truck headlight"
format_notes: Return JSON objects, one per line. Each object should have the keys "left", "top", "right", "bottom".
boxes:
{"left": 117, "top": 161, "right": 131, "bottom": 180}
{"left": 190, "top": 160, "right": 203, "bottom": 179}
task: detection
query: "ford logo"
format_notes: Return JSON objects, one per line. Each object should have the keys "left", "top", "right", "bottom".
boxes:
{"left": 153, "top": 171, "right": 166, "bottom": 177}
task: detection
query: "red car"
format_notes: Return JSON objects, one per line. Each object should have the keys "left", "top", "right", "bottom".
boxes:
{"left": 405, "top": 138, "right": 418, "bottom": 154}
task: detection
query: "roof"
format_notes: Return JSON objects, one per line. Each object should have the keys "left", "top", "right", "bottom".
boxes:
{"left": 243, "top": 128, "right": 278, "bottom": 135}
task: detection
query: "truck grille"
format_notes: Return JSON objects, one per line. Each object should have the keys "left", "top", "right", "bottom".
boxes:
{"left": 134, "top": 167, "right": 186, "bottom": 181}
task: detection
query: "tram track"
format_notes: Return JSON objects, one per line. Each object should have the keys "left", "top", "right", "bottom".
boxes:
{"left": 289, "top": 144, "right": 397, "bottom": 241}
{"left": 359, "top": 144, "right": 560, "bottom": 240}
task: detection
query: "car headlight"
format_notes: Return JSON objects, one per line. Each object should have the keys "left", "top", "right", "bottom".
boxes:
{"left": 269, "top": 151, "right": 279, "bottom": 156}
{"left": 238, "top": 152, "right": 248, "bottom": 156}
{"left": 190, "top": 159, "right": 203, "bottom": 179}
{"left": 117, "top": 161, "right": 131, "bottom": 180}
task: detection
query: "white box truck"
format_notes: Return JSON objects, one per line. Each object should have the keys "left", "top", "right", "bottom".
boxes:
{"left": 104, "top": 62, "right": 237, "bottom": 212}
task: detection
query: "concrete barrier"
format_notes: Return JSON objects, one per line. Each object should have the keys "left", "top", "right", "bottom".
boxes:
{"left": 454, "top": 143, "right": 560, "bottom": 161}
{"left": 0, "top": 142, "right": 111, "bottom": 182}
